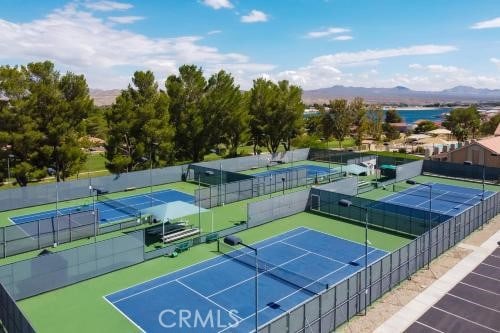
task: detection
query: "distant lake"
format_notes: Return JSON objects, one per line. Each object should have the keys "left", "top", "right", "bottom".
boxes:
{"left": 387, "top": 108, "right": 451, "bottom": 124}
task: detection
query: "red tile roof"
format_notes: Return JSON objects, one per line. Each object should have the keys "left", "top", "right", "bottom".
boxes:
{"left": 477, "top": 136, "right": 500, "bottom": 154}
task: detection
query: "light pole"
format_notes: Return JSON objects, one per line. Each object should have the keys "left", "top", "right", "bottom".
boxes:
{"left": 89, "top": 186, "right": 98, "bottom": 242}
{"left": 198, "top": 173, "right": 201, "bottom": 232}
{"left": 47, "top": 167, "right": 59, "bottom": 247}
{"left": 224, "top": 235, "right": 258, "bottom": 333}
{"left": 269, "top": 175, "right": 273, "bottom": 198}
{"left": 464, "top": 160, "right": 484, "bottom": 229}
{"left": 464, "top": 153, "right": 498, "bottom": 228}
{"left": 6, "top": 154, "right": 14, "bottom": 184}
{"left": 338, "top": 199, "right": 369, "bottom": 315}
{"left": 150, "top": 142, "right": 159, "bottom": 206}
{"left": 220, "top": 163, "right": 223, "bottom": 206}
{"left": 281, "top": 177, "right": 286, "bottom": 195}
{"left": 406, "top": 180, "right": 432, "bottom": 269}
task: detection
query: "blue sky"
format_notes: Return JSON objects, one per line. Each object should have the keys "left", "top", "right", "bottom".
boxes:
{"left": 1, "top": 0, "right": 499, "bottom": 90}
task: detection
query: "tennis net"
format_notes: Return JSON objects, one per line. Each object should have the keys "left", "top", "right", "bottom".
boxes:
{"left": 218, "top": 241, "right": 328, "bottom": 294}
{"left": 97, "top": 192, "right": 140, "bottom": 217}
{"left": 393, "top": 183, "right": 482, "bottom": 205}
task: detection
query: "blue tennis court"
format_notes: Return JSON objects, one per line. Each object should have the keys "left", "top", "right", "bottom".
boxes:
{"left": 252, "top": 164, "right": 337, "bottom": 179}
{"left": 106, "top": 227, "right": 388, "bottom": 333}
{"left": 379, "top": 182, "right": 496, "bottom": 216}
{"left": 10, "top": 189, "right": 194, "bottom": 225}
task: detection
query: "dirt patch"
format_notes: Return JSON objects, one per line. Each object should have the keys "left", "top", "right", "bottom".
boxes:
{"left": 337, "top": 215, "right": 499, "bottom": 333}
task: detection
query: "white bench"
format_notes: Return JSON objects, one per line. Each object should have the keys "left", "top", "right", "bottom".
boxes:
{"left": 162, "top": 228, "right": 199, "bottom": 243}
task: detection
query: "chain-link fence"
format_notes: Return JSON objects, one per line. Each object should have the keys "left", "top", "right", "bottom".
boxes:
{"left": 186, "top": 165, "right": 254, "bottom": 186}
{"left": 192, "top": 149, "right": 310, "bottom": 172}
{"left": 310, "top": 187, "right": 458, "bottom": 236}
{"left": 308, "top": 149, "right": 418, "bottom": 166}
{"left": 423, "top": 160, "right": 500, "bottom": 182}
{"left": 0, "top": 282, "right": 36, "bottom": 333}
{"left": 0, "top": 165, "right": 185, "bottom": 212}
{"left": 247, "top": 190, "right": 311, "bottom": 228}
{"left": 0, "top": 210, "right": 97, "bottom": 258}
{"left": 258, "top": 191, "right": 500, "bottom": 333}
{"left": 195, "top": 168, "right": 308, "bottom": 208}
{"left": 314, "top": 177, "right": 358, "bottom": 196}
{"left": 0, "top": 230, "right": 144, "bottom": 300}
{"left": 395, "top": 160, "right": 423, "bottom": 181}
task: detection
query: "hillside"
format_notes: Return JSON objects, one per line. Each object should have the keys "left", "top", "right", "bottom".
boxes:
{"left": 90, "top": 85, "right": 500, "bottom": 106}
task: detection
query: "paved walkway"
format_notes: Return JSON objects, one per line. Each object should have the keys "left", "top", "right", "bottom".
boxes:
{"left": 373, "top": 229, "right": 500, "bottom": 333}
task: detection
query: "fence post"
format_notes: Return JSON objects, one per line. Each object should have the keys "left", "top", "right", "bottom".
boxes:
{"left": 333, "top": 284, "right": 337, "bottom": 329}
{"left": 2, "top": 227, "right": 5, "bottom": 258}
{"left": 37, "top": 220, "right": 41, "bottom": 250}
{"left": 69, "top": 213, "right": 72, "bottom": 243}
{"left": 318, "top": 291, "right": 322, "bottom": 333}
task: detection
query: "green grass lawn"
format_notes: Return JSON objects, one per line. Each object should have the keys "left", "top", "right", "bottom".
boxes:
{"left": 82, "top": 153, "right": 107, "bottom": 173}
{"left": 18, "top": 211, "right": 411, "bottom": 333}
{"left": 368, "top": 150, "right": 423, "bottom": 160}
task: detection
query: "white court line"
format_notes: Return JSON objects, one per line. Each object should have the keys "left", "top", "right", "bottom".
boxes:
{"left": 414, "top": 321, "right": 445, "bottom": 333}
{"left": 480, "top": 262, "right": 500, "bottom": 269}
{"left": 447, "top": 293, "right": 500, "bottom": 314}
{"left": 104, "top": 226, "right": 308, "bottom": 299}
{"left": 459, "top": 282, "right": 500, "bottom": 296}
{"left": 13, "top": 189, "right": 179, "bottom": 223}
{"left": 176, "top": 279, "right": 244, "bottom": 322}
{"left": 470, "top": 271, "right": 500, "bottom": 283}
{"left": 431, "top": 306, "right": 498, "bottom": 332}
{"left": 300, "top": 227, "right": 389, "bottom": 254}
{"left": 206, "top": 252, "right": 310, "bottom": 298}
{"left": 109, "top": 227, "right": 386, "bottom": 332}
{"left": 279, "top": 240, "right": 346, "bottom": 266}
{"left": 109, "top": 228, "right": 311, "bottom": 303}
{"left": 219, "top": 247, "right": 379, "bottom": 333}
{"left": 102, "top": 296, "right": 146, "bottom": 333}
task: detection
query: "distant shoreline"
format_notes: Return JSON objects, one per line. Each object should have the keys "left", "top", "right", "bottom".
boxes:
{"left": 382, "top": 106, "right": 451, "bottom": 111}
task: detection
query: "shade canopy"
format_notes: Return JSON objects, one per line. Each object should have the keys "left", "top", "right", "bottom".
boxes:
{"left": 416, "top": 137, "right": 449, "bottom": 145}
{"left": 141, "top": 201, "right": 207, "bottom": 222}
{"left": 426, "top": 128, "right": 452, "bottom": 135}
{"left": 407, "top": 134, "right": 431, "bottom": 141}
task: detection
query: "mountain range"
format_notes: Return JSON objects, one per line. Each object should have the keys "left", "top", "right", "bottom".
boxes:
{"left": 301, "top": 85, "right": 500, "bottom": 104}
{"left": 90, "top": 85, "right": 500, "bottom": 106}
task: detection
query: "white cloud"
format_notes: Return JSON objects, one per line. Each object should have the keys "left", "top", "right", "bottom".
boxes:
{"left": 333, "top": 35, "right": 353, "bottom": 41}
{"left": 83, "top": 1, "right": 133, "bottom": 11}
{"left": 241, "top": 10, "right": 268, "bottom": 23}
{"left": 470, "top": 17, "right": 500, "bottom": 29}
{"left": 202, "top": 0, "right": 233, "bottom": 10}
{"left": 107, "top": 16, "right": 144, "bottom": 24}
{"left": 207, "top": 30, "right": 222, "bottom": 35}
{"left": 409, "top": 64, "right": 465, "bottom": 74}
{"left": 0, "top": 3, "right": 272, "bottom": 89}
{"left": 313, "top": 45, "right": 457, "bottom": 67}
{"left": 275, "top": 65, "right": 343, "bottom": 89}
{"left": 378, "top": 73, "right": 500, "bottom": 91}
{"left": 491, "top": 57, "right": 500, "bottom": 69}
{"left": 273, "top": 45, "right": 469, "bottom": 90}
{"left": 306, "top": 27, "right": 350, "bottom": 38}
